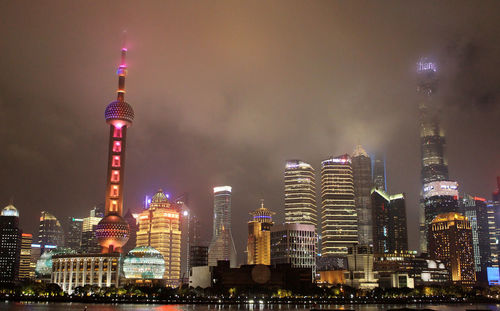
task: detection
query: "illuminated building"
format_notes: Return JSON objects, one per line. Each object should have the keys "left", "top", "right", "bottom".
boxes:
{"left": 36, "top": 247, "right": 75, "bottom": 280}
{"left": 271, "top": 223, "right": 317, "bottom": 277}
{"left": 421, "top": 180, "right": 459, "bottom": 252}
{"left": 63, "top": 217, "right": 83, "bottom": 252}
{"left": 208, "top": 186, "right": 237, "bottom": 267}
{"left": 81, "top": 207, "right": 103, "bottom": 253}
{"left": 0, "top": 203, "right": 21, "bottom": 283}
{"left": 320, "top": 154, "right": 357, "bottom": 256}
{"left": 123, "top": 246, "right": 165, "bottom": 282}
{"left": 52, "top": 253, "right": 121, "bottom": 294}
{"left": 136, "top": 189, "right": 181, "bottom": 286}
{"left": 246, "top": 200, "right": 274, "bottom": 265}
{"left": 416, "top": 58, "right": 450, "bottom": 253}
{"left": 95, "top": 47, "right": 134, "bottom": 253}
{"left": 459, "top": 194, "right": 490, "bottom": 283}
{"left": 428, "top": 212, "right": 476, "bottom": 285}
{"left": 344, "top": 245, "right": 379, "bottom": 289}
{"left": 352, "top": 145, "right": 372, "bottom": 245}
{"left": 122, "top": 209, "right": 138, "bottom": 255}
{"left": 488, "top": 177, "right": 500, "bottom": 267}
{"left": 37, "top": 211, "right": 64, "bottom": 249}
{"left": 284, "top": 160, "right": 317, "bottom": 226}
{"left": 372, "top": 153, "right": 387, "bottom": 191}
{"left": 371, "top": 189, "right": 408, "bottom": 254}
{"left": 18, "top": 233, "right": 33, "bottom": 280}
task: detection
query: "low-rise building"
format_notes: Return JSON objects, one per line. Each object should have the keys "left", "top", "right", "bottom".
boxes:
{"left": 51, "top": 253, "right": 121, "bottom": 294}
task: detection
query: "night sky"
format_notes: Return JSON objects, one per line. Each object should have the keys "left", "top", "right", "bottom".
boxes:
{"left": 1, "top": 1, "right": 499, "bottom": 264}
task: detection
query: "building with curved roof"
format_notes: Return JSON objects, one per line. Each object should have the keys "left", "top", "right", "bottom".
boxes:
{"left": 123, "top": 246, "right": 165, "bottom": 280}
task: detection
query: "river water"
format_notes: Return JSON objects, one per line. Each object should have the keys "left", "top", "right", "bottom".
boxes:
{"left": 2, "top": 302, "right": 499, "bottom": 311}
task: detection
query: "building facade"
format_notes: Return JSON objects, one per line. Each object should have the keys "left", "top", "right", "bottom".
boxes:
{"left": 63, "top": 217, "right": 83, "bottom": 252}
{"left": 428, "top": 212, "right": 475, "bottom": 285}
{"left": 136, "top": 189, "right": 181, "bottom": 286}
{"left": 190, "top": 245, "right": 208, "bottom": 268}
{"left": 459, "top": 195, "right": 490, "bottom": 282}
{"left": 0, "top": 204, "right": 21, "bottom": 283}
{"left": 284, "top": 160, "right": 317, "bottom": 226}
{"left": 94, "top": 47, "right": 133, "bottom": 254}
{"left": 18, "top": 233, "right": 33, "bottom": 280}
{"left": 208, "top": 186, "right": 237, "bottom": 267}
{"left": 37, "top": 211, "right": 64, "bottom": 249}
{"left": 320, "top": 154, "right": 357, "bottom": 256}
{"left": 421, "top": 180, "right": 459, "bottom": 252}
{"left": 247, "top": 201, "right": 274, "bottom": 265}
{"left": 270, "top": 223, "right": 317, "bottom": 277}
{"left": 371, "top": 189, "right": 408, "bottom": 254}
{"left": 81, "top": 207, "right": 102, "bottom": 254}
{"left": 52, "top": 253, "right": 121, "bottom": 294}
{"left": 352, "top": 145, "right": 373, "bottom": 245}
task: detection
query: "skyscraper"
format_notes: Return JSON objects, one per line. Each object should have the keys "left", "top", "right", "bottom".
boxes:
{"left": 63, "top": 217, "right": 83, "bottom": 252}
{"left": 81, "top": 207, "right": 103, "bottom": 253}
{"left": 321, "top": 154, "right": 357, "bottom": 256}
{"left": 371, "top": 189, "right": 408, "bottom": 254}
{"left": 421, "top": 180, "right": 459, "bottom": 252}
{"left": 247, "top": 200, "right": 274, "bottom": 265}
{"left": 416, "top": 58, "right": 451, "bottom": 253}
{"left": 95, "top": 47, "right": 133, "bottom": 254}
{"left": 208, "top": 186, "right": 237, "bottom": 267}
{"left": 428, "top": 212, "right": 476, "bottom": 285}
{"left": 352, "top": 145, "right": 373, "bottom": 245}
{"left": 271, "top": 223, "right": 317, "bottom": 277}
{"left": 0, "top": 204, "right": 21, "bottom": 283}
{"left": 37, "top": 211, "right": 64, "bottom": 249}
{"left": 372, "top": 153, "right": 387, "bottom": 192}
{"left": 284, "top": 160, "right": 317, "bottom": 226}
{"left": 459, "top": 194, "right": 490, "bottom": 282}
{"left": 18, "top": 233, "right": 32, "bottom": 280}
{"left": 136, "top": 189, "right": 181, "bottom": 286}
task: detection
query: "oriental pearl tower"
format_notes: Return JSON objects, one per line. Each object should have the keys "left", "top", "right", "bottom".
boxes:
{"left": 94, "top": 47, "right": 134, "bottom": 253}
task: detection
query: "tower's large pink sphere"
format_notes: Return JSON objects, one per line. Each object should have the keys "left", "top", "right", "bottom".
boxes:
{"left": 95, "top": 213, "right": 130, "bottom": 252}
{"left": 105, "top": 100, "right": 134, "bottom": 125}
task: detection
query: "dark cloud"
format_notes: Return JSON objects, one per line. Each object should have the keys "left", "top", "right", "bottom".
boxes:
{"left": 1, "top": 1, "right": 499, "bottom": 262}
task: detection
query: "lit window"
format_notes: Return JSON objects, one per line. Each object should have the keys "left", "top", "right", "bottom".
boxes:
{"left": 113, "top": 141, "right": 121, "bottom": 152}
{"left": 111, "top": 186, "right": 119, "bottom": 197}
{"left": 112, "top": 156, "right": 121, "bottom": 167}
{"left": 111, "top": 170, "right": 120, "bottom": 182}
{"left": 113, "top": 127, "right": 122, "bottom": 138}
{"left": 111, "top": 200, "right": 118, "bottom": 212}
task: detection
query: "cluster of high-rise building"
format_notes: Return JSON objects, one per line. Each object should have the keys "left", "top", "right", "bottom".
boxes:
{"left": 1, "top": 49, "right": 499, "bottom": 293}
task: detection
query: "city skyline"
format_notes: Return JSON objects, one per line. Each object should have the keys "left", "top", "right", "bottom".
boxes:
{"left": 1, "top": 1, "right": 500, "bottom": 262}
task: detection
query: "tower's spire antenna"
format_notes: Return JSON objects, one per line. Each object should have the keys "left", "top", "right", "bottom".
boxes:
{"left": 117, "top": 31, "right": 128, "bottom": 102}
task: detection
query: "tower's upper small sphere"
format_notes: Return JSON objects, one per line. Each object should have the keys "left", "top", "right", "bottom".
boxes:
{"left": 1, "top": 204, "right": 19, "bottom": 217}
{"left": 95, "top": 213, "right": 130, "bottom": 251}
{"left": 105, "top": 100, "right": 134, "bottom": 124}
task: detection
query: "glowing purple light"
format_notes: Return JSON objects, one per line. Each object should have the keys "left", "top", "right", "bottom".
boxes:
{"left": 417, "top": 61, "right": 437, "bottom": 72}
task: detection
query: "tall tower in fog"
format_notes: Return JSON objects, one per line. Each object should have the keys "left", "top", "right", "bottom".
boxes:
{"left": 208, "top": 186, "right": 237, "bottom": 267}
{"left": 95, "top": 47, "right": 134, "bottom": 253}
{"left": 352, "top": 145, "right": 373, "bottom": 246}
{"left": 372, "top": 153, "right": 387, "bottom": 192}
{"left": 417, "top": 58, "right": 449, "bottom": 184}
{"left": 417, "top": 58, "right": 451, "bottom": 253}
{"left": 284, "top": 160, "right": 317, "bottom": 227}
{"left": 321, "top": 154, "right": 357, "bottom": 256}
{"left": 247, "top": 200, "right": 274, "bottom": 265}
